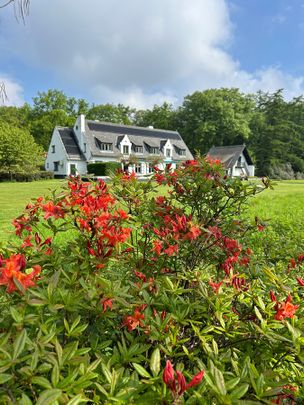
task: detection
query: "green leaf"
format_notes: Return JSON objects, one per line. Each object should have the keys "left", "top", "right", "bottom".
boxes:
{"left": 226, "top": 377, "right": 240, "bottom": 391}
{"left": 0, "top": 373, "right": 13, "bottom": 384}
{"left": 229, "top": 383, "right": 249, "bottom": 400}
{"left": 32, "top": 376, "right": 53, "bottom": 389}
{"left": 13, "top": 329, "right": 27, "bottom": 360}
{"left": 10, "top": 307, "right": 23, "bottom": 323}
{"left": 51, "top": 362, "right": 60, "bottom": 387}
{"left": 36, "top": 389, "right": 62, "bottom": 405}
{"left": 132, "top": 363, "right": 151, "bottom": 378}
{"left": 101, "top": 364, "right": 112, "bottom": 384}
{"left": 214, "top": 367, "right": 226, "bottom": 396}
{"left": 19, "top": 393, "right": 33, "bottom": 405}
{"left": 150, "top": 348, "right": 160, "bottom": 377}
{"left": 66, "top": 394, "right": 87, "bottom": 405}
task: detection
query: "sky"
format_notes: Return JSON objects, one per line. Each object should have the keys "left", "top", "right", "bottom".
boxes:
{"left": 1, "top": 0, "right": 304, "bottom": 108}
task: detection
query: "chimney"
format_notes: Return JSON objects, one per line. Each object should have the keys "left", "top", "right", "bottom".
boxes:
{"left": 80, "top": 114, "right": 86, "bottom": 133}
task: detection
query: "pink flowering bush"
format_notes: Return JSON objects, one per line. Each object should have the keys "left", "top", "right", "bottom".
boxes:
{"left": 0, "top": 156, "right": 303, "bottom": 403}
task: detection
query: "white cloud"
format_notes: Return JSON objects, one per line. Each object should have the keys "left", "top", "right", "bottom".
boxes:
{"left": 1, "top": 0, "right": 304, "bottom": 107}
{"left": 0, "top": 74, "right": 24, "bottom": 106}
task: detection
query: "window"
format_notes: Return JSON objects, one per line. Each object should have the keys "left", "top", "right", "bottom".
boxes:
{"left": 135, "top": 164, "right": 141, "bottom": 174}
{"left": 237, "top": 156, "right": 244, "bottom": 167}
{"left": 94, "top": 138, "right": 113, "bottom": 152}
{"left": 178, "top": 149, "right": 186, "bottom": 156}
{"left": 75, "top": 125, "right": 78, "bottom": 130}
{"left": 46, "top": 163, "right": 49, "bottom": 169}
{"left": 149, "top": 147, "right": 159, "bottom": 154}
{"left": 70, "top": 164, "right": 77, "bottom": 176}
{"left": 134, "top": 145, "right": 143, "bottom": 153}
{"left": 83, "top": 143, "right": 86, "bottom": 153}
{"left": 147, "top": 164, "right": 154, "bottom": 174}
{"left": 51, "top": 145, "right": 55, "bottom": 153}
{"left": 101, "top": 143, "right": 113, "bottom": 151}
{"left": 54, "top": 161, "right": 59, "bottom": 172}
{"left": 165, "top": 148, "right": 171, "bottom": 157}
{"left": 123, "top": 145, "right": 130, "bottom": 154}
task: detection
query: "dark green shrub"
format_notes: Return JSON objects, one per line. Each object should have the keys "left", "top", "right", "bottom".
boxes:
{"left": 87, "top": 161, "right": 121, "bottom": 176}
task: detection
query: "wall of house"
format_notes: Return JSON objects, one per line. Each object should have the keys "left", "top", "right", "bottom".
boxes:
{"left": 231, "top": 152, "right": 255, "bottom": 177}
{"left": 45, "top": 129, "right": 69, "bottom": 177}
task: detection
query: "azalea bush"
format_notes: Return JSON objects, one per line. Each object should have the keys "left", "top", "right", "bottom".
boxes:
{"left": 0, "top": 157, "right": 304, "bottom": 404}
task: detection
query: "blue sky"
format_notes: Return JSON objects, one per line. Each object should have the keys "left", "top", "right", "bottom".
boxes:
{"left": 1, "top": 0, "right": 304, "bottom": 108}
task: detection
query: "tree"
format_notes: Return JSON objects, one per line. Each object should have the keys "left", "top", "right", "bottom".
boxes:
{"left": 175, "top": 88, "right": 254, "bottom": 154}
{"left": 133, "top": 102, "right": 176, "bottom": 130}
{"left": 0, "top": 121, "right": 43, "bottom": 180}
{"left": 87, "top": 103, "right": 134, "bottom": 124}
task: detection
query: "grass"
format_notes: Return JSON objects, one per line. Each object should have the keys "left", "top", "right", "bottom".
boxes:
{"left": 0, "top": 179, "right": 65, "bottom": 243}
{"left": 0, "top": 179, "right": 303, "bottom": 252}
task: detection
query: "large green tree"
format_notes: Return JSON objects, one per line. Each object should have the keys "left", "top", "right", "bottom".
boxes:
{"left": 133, "top": 102, "right": 176, "bottom": 130}
{"left": 175, "top": 88, "right": 254, "bottom": 154}
{"left": 87, "top": 103, "right": 134, "bottom": 125}
{"left": 0, "top": 122, "right": 43, "bottom": 180}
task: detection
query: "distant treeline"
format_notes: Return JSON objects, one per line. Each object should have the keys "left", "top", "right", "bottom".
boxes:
{"left": 1, "top": 88, "right": 304, "bottom": 177}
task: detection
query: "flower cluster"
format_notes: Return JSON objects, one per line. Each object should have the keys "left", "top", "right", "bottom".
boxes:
{"left": 270, "top": 291, "right": 299, "bottom": 321}
{"left": 0, "top": 253, "right": 41, "bottom": 293}
{"left": 163, "top": 360, "right": 204, "bottom": 400}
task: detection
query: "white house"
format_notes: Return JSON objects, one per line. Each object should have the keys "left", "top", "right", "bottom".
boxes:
{"left": 45, "top": 115, "right": 193, "bottom": 177}
{"left": 207, "top": 145, "right": 255, "bottom": 178}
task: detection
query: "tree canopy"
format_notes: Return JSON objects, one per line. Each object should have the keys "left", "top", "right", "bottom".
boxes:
{"left": 0, "top": 122, "right": 44, "bottom": 180}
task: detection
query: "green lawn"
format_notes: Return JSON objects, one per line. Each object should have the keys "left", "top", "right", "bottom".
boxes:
{"left": 0, "top": 179, "right": 303, "bottom": 250}
{"left": 0, "top": 179, "right": 65, "bottom": 243}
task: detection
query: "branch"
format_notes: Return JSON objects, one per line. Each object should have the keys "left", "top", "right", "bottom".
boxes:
{"left": 0, "top": 0, "right": 30, "bottom": 22}
{"left": 0, "top": 82, "right": 8, "bottom": 104}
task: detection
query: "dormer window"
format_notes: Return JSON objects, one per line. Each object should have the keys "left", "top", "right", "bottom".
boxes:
{"left": 123, "top": 145, "right": 130, "bottom": 155}
{"left": 149, "top": 147, "right": 159, "bottom": 154}
{"left": 95, "top": 138, "right": 113, "bottom": 152}
{"left": 165, "top": 148, "right": 171, "bottom": 158}
{"left": 178, "top": 148, "right": 186, "bottom": 156}
{"left": 51, "top": 145, "right": 55, "bottom": 153}
{"left": 134, "top": 145, "right": 143, "bottom": 154}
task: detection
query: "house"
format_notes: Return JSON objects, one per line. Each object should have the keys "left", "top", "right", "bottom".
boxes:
{"left": 45, "top": 114, "right": 193, "bottom": 177}
{"left": 207, "top": 145, "right": 255, "bottom": 178}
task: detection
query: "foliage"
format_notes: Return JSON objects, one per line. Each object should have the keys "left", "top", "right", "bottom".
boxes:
{"left": 87, "top": 162, "right": 122, "bottom": 176}
{"left": 0, "top": 122, "right": 44, "bottom": 181}
{"left": 0, "top": 158, "right": 303, "bottom": 404}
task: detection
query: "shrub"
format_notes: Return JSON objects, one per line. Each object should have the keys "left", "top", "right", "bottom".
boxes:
{"left": 87, "top": 162, "right": 121, "bottom": 176}
{"left": 0, "top": 157, "right": 303, "bottom": 403}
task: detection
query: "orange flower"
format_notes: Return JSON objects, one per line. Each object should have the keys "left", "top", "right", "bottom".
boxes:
{"left": 0, "top": 254, "right": 41, "bottom": 293}
{"left": 123, "top": 308, "right": 145, "bottom": 331}
{"left": 101, "top": 297, "right": 113, "bottom": 312}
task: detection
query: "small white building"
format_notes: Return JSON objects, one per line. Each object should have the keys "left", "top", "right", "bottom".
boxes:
{"left": 207, "top": 145, "right": 255, "bottom": 178}
{"left": 45, "top": 114, "right": 193, "bottom": 177}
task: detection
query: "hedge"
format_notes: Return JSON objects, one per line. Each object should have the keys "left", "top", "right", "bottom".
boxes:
{"left": 87, "top": 161, "right": 121, "bottom": 176}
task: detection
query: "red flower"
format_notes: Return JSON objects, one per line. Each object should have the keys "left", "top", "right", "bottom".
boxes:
{"left": 162, "top": 361, "right": 204, "bottom": 398}
{"left": 123, "top": 308, "right": 145, "bottom": 331}
{"left": 296, "top": 277, "right": 304, "bottom": 286}
{"left": 0, "top": 254, "right": 41, "bottom": 293}
{"left": 185, "top": 226, "right": 201, "bottom": 240}
{"left": 163, "top": 361, "right": 175, "bottom": 392}
{"left": 101, "top": 297, "right": 113, "bottom": 312}
{"left": 42, "top": 201, "right": 65, "bottom": 220}
{"left": 185, "top": 370, "right": 205, "bottom": 390}
{"left": 163, "top": 244, "right": 179, "bottom": 256}
{"left": 271, "top": 294, "right": 299, "bottom": 321}
{"left": 209, "top": 280, "right": 223, "bottom": 294}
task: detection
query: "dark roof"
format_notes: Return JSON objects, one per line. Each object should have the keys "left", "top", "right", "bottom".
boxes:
{"left": 58, "top": 128, "right": 84, "bottom": 159}
{"left": 87, "top": 121, "right": 181, "bottom": 140}
{"left": 85, "top": 120, "right": 193, "bottom": 160}
{"left": 207, "top": 145, "right": 254, "bottom": 168}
